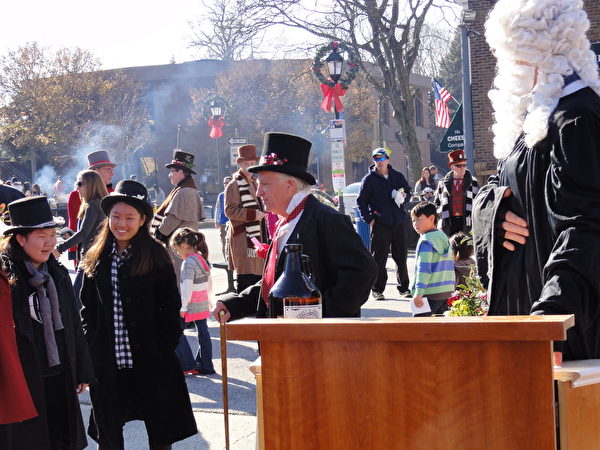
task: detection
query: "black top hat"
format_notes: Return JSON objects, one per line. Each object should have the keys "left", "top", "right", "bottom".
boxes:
{"left": 87, "top": 150, "right": 117, "bottom": 169}
{"left": 248, "top": 133, "right": 316, "bottom": 185}
{"left": 100, "top": 180, "right": 154, "bottom": 219}
{"left": 3, "top": 196, "right": 61, "bottom": 235}
{"left": 165, "top": 149, "right": 196, "bottom": 174}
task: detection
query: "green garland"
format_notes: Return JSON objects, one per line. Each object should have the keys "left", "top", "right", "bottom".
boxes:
{"left": 202, "top": 95, "right": 231, "bottom": 121}
{"left": 311, "top": 41, "right": 360, "bottom": 89}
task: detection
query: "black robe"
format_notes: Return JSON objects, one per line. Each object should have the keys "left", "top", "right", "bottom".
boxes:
{"left": 3, "top": 255, "right": 94, "bottom": 450}
{"left": 80, "top": 242, "right": 197, "bottom": 447}
{"left": 472, "top": 86, "right": 600, "bottom": 360}
{"left": 222, "top": 194, "right": 377, "bottom": 320}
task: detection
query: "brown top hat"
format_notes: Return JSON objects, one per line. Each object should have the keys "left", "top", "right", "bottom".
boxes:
{"left": 87, "top": 150, "right": 117, "bottom": 169}
{"left": 236, "top": 145, "right": 259, "bottom": 165}
{"left": 448, "top": 150, "right": 467, "bottom": 168}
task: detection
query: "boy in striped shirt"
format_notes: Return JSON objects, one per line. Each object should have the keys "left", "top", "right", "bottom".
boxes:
{"left": 410, "top": 202, "right": 456, "bottom": 316}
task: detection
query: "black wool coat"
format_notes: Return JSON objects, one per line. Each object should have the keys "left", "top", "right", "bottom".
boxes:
{"left": 4, "top": 256, "right": 94, "bottom": 450}
{"left": 223, "top": 195, "right": 377, "bottom": 320}
{"left": 472, "top": 87, "right": 600, "bottom": 361}
{"left": 80, "top": 243, "right": 197, "bottom": 447}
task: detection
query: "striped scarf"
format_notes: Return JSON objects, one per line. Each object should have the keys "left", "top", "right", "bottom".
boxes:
{"left": 436, "top": 171, "right": 478, "bottom": 230}
{"left": 235, "top": 172, "right": 263, "bottom": 257}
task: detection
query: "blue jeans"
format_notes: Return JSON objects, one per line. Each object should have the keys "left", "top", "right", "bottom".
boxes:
{"left": 174, "top": 318, "right": 215, "bottom": 373}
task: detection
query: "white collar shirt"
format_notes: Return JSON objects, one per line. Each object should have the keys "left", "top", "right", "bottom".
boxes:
{"left": 275, "top": 189, "right": 311, "bottom": 256}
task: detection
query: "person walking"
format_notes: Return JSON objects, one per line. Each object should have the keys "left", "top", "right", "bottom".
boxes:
{"left": 170, "top": 227, "right": 216, "bottom": 375}
{"left": 356, "top": 148, "right": 412, "bottom": 300}
{"left": 151, "top": 149, "right": 205, "bottom": 281}
{"left": 434, "top": 150, "right": 479, "bottom": 237}
{"left": 80, "top": 180, "right": 197, "bottom": 449}
{"left": 214, "top": 175, "right": 232, "bottom": 259}
{"left": 225, "top": 145, "right": 266, "bottom": 293}
{"left": 0, "top": 196, "right": 94, "bottom": 450}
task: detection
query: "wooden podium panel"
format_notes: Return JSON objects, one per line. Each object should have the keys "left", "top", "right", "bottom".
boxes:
{"left": 228, "top": 316, "right": 573, "bottom": 450}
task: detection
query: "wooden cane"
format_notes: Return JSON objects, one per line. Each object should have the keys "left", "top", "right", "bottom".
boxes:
{"left": 219, "top": 310, "right": 230, "bottom": 450}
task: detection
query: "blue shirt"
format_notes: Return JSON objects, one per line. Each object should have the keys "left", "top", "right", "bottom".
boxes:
{"left": 215, "top": 191, "right": 229, "bottom": 226}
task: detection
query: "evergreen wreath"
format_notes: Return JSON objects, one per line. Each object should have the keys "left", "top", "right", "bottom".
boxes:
{"left": 202, "top": 95, "right": 230, "bottom": 120}
{"left": 311, "top": 41, "right": 360, "bottom": 89}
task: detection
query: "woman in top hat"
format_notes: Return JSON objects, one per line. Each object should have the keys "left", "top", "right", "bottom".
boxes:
{"left": 79, "top": 180, "right": 197, "bottom": 450}
{"left": 151, "top": 149, "right": 204, "bottom": 281}
{"left": 225, "top": 144, "right": 267, "bottom": 292}
{"left": 433, "top": 149, "right": 478, "bottom": 237}
{"left": 473, "top": 0, "right": 600, "bottom": 364}
{"left": 0, "top": 196, "right": 94, "bottom": 450}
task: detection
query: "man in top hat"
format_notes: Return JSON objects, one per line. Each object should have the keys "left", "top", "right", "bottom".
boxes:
{"left": 434, "top": 149, "right": 478, "bottom": 237}
{"left": 225, "top": 145, "right": 267, "bottom": 293}
{"left": 213, "top": 132, "right": 376, "bottom": 322}
{"left": 67, "top": 150, "right": 117, "bottom": 264}
{"left": 151, "top": 149, "right": 205, "bottom": 280}
{"left": 357, "top": 148, "right": 412, "bottom": 300}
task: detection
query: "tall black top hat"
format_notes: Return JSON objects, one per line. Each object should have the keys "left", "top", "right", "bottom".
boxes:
{"left": 100, "top": 180, "right": 154, "bottom": 219}
{"left": 165, "top": 149, "right": 196, "bottom": 174}
{"left": 248, "top": 132, "right": 316, "bottom": 185}
{"left": 87, "top": 150, "right": 117, "bottom": 169}
{"left": 3, "top": 197, "right": 61, "bottom": 235}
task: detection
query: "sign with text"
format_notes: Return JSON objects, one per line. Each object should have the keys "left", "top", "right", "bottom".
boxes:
{"left": 592, "top": 42, "right": 600, "bottom": 68}
{"left": 330, "top": 140, "right": 346, "bottom": 193}
{"left": 329, "top": 119, "right": 346, "bottom": 141}
{"left": 439, "top": 103, "right": 464, "bottom": 154}
{"left": 228, "top": 137, "right": 248, "bottom": 165}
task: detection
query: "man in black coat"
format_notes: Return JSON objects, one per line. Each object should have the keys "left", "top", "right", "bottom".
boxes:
{"left": 356, "top": 148, "right": 411, "bottom": 300}
{"left": 214, "top": 132, "right": 376, "bottom": 322}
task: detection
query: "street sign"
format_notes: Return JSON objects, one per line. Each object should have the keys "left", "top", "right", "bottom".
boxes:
{"left": 439, "top": 103, "right": 464, "bottom": 154}
{"left": 329, "top": 119, "right": 346, "bottom": 141}
{"left": 227, "top": 137, "right": 248, "bottom": 145}
{"left": 330, "top": 140, "right": 346, "bottom": 193}
{"left": 228, "top": 137, "right": 248, "bottom": 165}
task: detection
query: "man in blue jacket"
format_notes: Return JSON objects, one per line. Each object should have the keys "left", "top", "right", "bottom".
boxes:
{"left": 357, "top": 148, "right": 412, "bottom": 300}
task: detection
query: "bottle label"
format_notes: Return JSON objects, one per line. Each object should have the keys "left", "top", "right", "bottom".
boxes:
{"left": 284, "top": 304, "right": 322, "bottom": 319}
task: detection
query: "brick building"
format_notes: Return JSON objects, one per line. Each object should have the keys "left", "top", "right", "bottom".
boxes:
{"left": 467, "top": 0, "right": 600, "bottom": 178}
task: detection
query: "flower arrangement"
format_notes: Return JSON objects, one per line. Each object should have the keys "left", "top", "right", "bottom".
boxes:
{"left": 263, "top": 153, "right": 288, "bottom": 166}
{"left": 446, "top": 266, "right": 488, "bottom": 317}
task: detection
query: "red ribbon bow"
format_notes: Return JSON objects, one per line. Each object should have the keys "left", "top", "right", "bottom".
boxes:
{"left": 320, "top": 83, "right": 346, "bottom": 113}
{"left": 208, "top": 116, "right": 224, "bottom": 139}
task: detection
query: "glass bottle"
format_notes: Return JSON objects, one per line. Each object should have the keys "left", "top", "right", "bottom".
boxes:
{"left": 268, "top": 244, "right": 322, "bottom": 319}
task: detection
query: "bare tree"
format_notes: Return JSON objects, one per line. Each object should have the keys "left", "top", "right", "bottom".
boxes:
{"left": 237, "top": 0, "right": 459, "bottom": 181}
{"left": 188, "top": 0, "right": 272, "bottom": 60}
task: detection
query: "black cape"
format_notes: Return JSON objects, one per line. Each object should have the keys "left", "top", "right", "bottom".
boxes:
{"left": 472, "top": 86, "right": 600, "bottom": 361}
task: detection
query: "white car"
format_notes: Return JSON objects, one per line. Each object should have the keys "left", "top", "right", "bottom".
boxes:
{"left": 340, "top": 182, "right": 362, "bottom": 221}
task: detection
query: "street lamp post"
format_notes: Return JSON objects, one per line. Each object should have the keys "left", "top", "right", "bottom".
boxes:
{"left": 205, "top": 95, "right": 228, "bottom": 189}
{"left": 461, "top": 9, "right": 477, "bottom": 174}
{"left": 210, "top": 103, "right": 223, "bottom": 184}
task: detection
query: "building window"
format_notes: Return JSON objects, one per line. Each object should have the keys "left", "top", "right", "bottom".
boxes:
{"left": 414, "top": 90, "right": 423, "bottom": 128}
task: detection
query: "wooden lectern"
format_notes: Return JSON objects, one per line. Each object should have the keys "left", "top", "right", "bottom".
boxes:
{"left": 227, "top": 315, "right": 573, "bottom": 450}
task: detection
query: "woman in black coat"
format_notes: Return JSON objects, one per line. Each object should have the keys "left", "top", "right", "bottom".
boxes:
{"left": 79, "top": 181, "right": 197, "bottom": 450}
{"left": 0, "top": 196, "right": 94, "bottom": 450}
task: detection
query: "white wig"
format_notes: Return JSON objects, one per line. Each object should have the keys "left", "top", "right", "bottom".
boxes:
{"left": 485, "top": 0, "right": 600, "bottom": 159}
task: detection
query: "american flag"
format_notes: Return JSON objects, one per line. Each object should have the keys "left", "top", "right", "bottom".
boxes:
{"left": 433, "top": 79, "right": 451, "bottom": 128}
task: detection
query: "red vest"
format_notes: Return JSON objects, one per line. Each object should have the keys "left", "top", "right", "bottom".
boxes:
{"left": 451, "top": 179, "right": 465, "bottom": 216}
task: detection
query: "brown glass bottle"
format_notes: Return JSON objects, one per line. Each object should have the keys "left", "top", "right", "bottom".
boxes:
{"left": 267, "top": 244, "right": 322, "bottom": 318}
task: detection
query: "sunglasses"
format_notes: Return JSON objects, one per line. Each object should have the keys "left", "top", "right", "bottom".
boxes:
{"left": 373, "top": 156, "right": 388, "bottom": 162}
{"left": 76, "top": 181, "right": 85, "bottom": 187}
{"left": 453, "top": 164, "right": 467, "bottom": 168}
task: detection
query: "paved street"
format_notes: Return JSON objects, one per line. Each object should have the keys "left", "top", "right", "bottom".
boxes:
{"left": 71, "top": 223, "right": 415, "bottom": 449}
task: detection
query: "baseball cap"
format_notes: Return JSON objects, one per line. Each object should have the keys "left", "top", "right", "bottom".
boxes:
{"left": 372, "top": 148, "right": 389, "bottom": 160}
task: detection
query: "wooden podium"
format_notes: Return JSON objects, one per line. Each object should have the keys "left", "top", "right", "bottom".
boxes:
{"left": 227, "top": 315, "right": 573, "bottom": 449}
